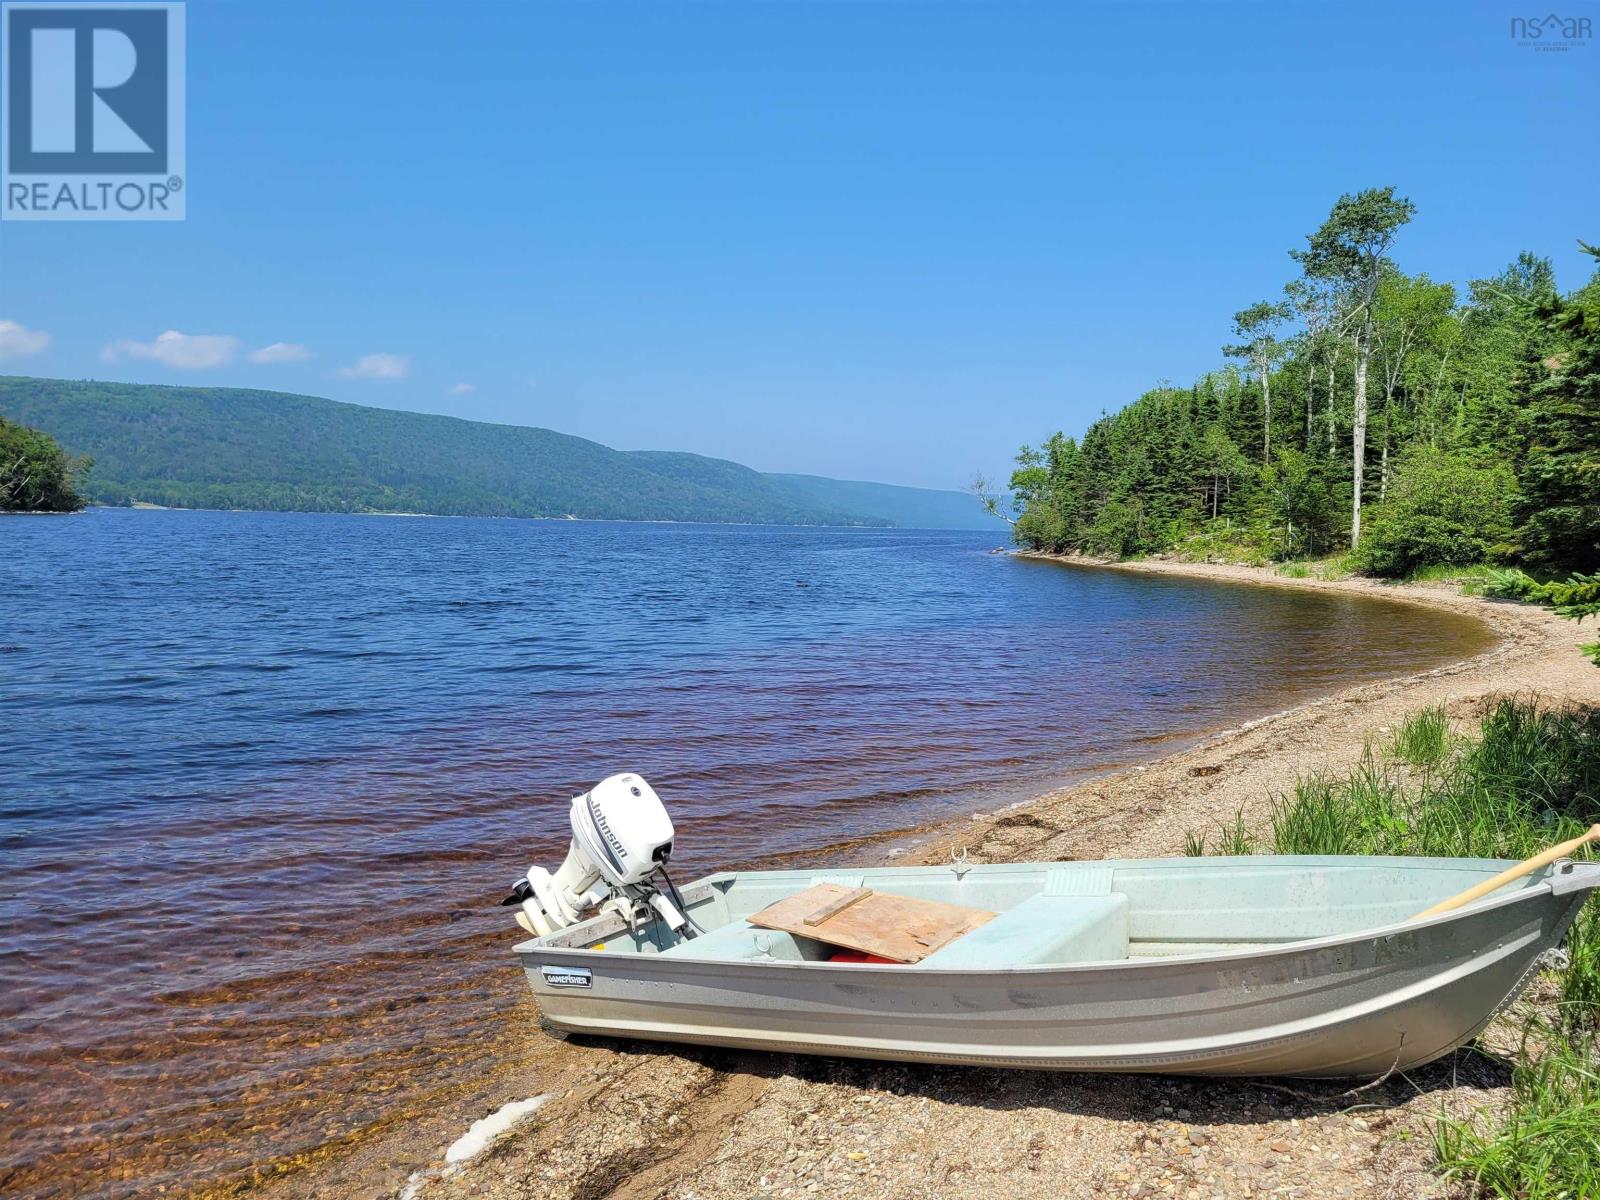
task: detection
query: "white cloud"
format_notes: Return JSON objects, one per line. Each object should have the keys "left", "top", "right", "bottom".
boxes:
{"left": 340, "top": 353, "right": 409, "bottom": 380}
{"left": 449, "top": 381, "right": 475, "bottom": 396}
{"left": 0, "top": 319, "right": 51, "bottom": 360}
{"left": 103, "top": 330, "right": 239, "bottom": 370}
{"left": 248, "top": 341, "right": 310, "bottom": 365}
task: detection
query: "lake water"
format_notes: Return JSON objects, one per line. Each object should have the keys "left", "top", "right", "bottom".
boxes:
{"left": 0, "top": 509, "right": 1494, "bottom": 1198}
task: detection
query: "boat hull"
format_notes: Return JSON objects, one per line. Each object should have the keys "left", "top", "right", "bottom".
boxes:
{"left": 515, "top": 857, "right": 1599, "bottom": 1077}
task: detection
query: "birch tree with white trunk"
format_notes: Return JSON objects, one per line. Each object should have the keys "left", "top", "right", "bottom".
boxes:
{"left": 1291, "top": 188, "right": 1416, "bottom": 548}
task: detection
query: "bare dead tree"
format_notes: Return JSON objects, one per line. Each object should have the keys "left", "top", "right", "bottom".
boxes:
{"left": 967, "top": 473, "right": 1014, "bottom": 525}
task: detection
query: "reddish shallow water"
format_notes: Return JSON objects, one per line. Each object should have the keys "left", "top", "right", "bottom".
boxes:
{"left": 0, "top": 510, "right": 1494, "bottom": 1198}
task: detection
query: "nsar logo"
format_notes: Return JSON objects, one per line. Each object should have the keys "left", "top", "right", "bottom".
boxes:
{"left": 2, "top": 2, "right": 186, "bottom": 220}
{"left": 1510, "top": 12, "right": 1592, "bottom": 50}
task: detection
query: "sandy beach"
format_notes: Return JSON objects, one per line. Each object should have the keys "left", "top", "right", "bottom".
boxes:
{"left": 244, "top": 557, "right": 1600, "bottom": 1200}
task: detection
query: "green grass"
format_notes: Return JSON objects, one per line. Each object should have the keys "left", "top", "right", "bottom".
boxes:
{"left": 1434, "top": 1033, "right": 1600, "bottom": 1199}
{"left": 1211, "top": 809, "right": 1258, "bottom": 855}
{"left": 1406, "top": 562, "right": 1500, "bottom": 586}
{"left": 1564, "top": 905, "right": 1600, "bottom": 1032}
{"left": 1269, "top": 700, "right": 1600, "bottom": 864}
{"left": 1268, "top": 752, "right": 1411, "bottom": 855}
{"left": 1276, "top": 561, "right": 1312, "bottom": 579}
{"left": 1388, "top": 706, "right": 1453, "bottom": 769}
{"left": 1318, "top": 555, "right": 1354, "bottom": 582}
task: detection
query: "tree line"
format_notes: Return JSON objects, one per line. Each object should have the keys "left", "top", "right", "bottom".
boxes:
{"left": 991, "top": 188, "right": 1600, "bottom": 578}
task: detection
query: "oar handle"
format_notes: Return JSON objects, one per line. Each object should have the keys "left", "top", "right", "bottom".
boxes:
{"left": 1409, "top": 824, "right": 1600, "bottom": 921}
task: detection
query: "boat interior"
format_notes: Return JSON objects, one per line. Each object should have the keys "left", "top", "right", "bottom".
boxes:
{"left": 533, "top": 857, "right": 1547, "bottom": 968}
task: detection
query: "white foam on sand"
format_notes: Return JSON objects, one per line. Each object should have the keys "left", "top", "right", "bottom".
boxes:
{"left": 395, "top": 1095, "right": 551, "bottom": 1198}
{"left": 445, "top": 1094, "right": 551, "bottom": 1164}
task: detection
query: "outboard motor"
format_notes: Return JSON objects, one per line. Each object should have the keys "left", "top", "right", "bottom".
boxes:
{"left": 502, "top": 773, "right": 691, "bottom": 937}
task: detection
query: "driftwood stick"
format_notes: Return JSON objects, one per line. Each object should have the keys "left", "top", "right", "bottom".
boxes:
{"left": 1251, "top": 1041, "right": 1405, "bottom": 1107}
{"left": 1409, "top": 824, "right": 1600, "bottom": 921}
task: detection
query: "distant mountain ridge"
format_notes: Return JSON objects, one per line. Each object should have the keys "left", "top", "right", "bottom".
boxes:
{"left": 0, "top": 377, "right": 1002, "bottom": 529}
{"left": 769, "top": 472, "right": 1002, "bottom": 532}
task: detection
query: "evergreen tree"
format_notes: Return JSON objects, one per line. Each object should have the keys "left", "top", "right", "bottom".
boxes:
{"left": 1224, "top": 301, "right": 1292, "bottom": 463}
{"left": 1516, "top": 243, "right": 1600, "bottom": 572}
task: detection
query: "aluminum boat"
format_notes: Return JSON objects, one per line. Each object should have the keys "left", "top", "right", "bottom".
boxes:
{"left": 513, "top": 853, "right": 1599, "bottom": 1077}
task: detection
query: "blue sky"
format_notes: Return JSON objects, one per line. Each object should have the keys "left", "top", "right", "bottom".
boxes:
{"left": 0, "top": 1, "right": 1595, "bottom": 490}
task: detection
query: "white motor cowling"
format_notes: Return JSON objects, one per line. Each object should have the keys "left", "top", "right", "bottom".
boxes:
{"left": 506, "top": 774, "right": 688, "bottom": 937}
{"left": 571, "top": 773, "right": 675, "bottom": 889}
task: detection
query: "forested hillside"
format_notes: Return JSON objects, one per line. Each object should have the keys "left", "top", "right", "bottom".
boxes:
{"left": 996, "top": 189, "right": 1600, "bottom": 578}
{"left": 0, "top": 378, "right": 996, "bottom": 528}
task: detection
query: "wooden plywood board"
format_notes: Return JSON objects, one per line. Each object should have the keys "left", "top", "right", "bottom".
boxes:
{"left": 748, "top": 884, "right": 996, "bottom": 964}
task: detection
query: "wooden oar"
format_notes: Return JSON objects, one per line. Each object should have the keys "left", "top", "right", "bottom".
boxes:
{"left": 1410, "top": 824, "right": 1600, "bottom": 920}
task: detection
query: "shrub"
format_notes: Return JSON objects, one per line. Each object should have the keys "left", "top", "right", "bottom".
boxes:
{"left": 1012, "top": 501, "right": 1071, "bottom": 553}
{"left": 1082, "top": 499, "right": 1146, "bottom": 559}
{"left": 1262, "top": 448, "right": 1342, "bottom": 560}
{"left": 1352, "top": 449, "right": 1516, "bottom": 577}
{"left": 1171, "top": 520, "right": 1273, "bottom": 567}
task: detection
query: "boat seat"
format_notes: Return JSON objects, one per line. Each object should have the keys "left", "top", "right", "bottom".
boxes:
{"left": 658, "top": 921, "right": 828, "bottom": 962}
{"left": 915, "top": 892, "right": 1130, "bottom": 969}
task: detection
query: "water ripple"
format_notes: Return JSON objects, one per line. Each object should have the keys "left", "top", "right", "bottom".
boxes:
{"left": 0, "top": 509, "right": 1493, "bottom": 1200}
